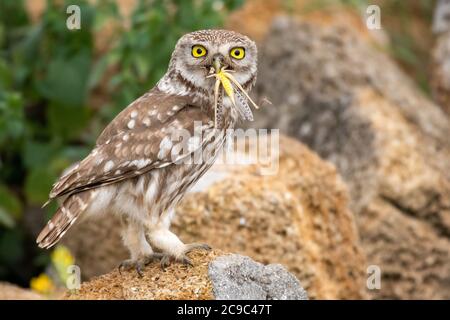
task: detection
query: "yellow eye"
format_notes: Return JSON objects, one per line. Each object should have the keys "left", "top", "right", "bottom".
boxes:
{"left": 192, "top": 45, "right": 207, "bottom": 58}
{"left": 230, "top": 47, "right": 245, "bottom": 60}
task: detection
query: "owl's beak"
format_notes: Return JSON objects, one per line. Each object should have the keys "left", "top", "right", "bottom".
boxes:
{"left": 213, "top": 54, "right": 224, "bottom": 73}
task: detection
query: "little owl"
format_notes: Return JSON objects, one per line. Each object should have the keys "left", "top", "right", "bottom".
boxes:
{"left": 36, "top": 29, "right": 258, "bottom": 275}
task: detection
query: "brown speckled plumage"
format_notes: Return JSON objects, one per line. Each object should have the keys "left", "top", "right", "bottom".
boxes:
{"left": 37, "top": 30, "right": 257, "bottom": 271}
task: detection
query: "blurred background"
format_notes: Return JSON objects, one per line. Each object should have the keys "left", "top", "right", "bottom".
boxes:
{"left": 1, "top": 0, "right": 448, "bottom": 299}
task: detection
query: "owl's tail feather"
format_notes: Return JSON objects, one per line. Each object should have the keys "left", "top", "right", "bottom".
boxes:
{"left": 37, "top": 191, "right": 94, "bottom": 249}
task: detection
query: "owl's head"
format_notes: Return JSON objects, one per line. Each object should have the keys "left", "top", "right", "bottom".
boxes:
{"left": 168, "top": 29, "right": 258, "bottom": 93}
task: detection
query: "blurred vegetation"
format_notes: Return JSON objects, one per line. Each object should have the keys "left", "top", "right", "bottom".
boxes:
{"left": 376, "top": 0, "right": 435, "bottom": 93}
{"left": 0, "top": 0, "right": 242, "bottom": 287}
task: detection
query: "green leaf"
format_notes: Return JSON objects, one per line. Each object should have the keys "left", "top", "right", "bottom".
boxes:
{"left": 36, "top": 50, "right": 91, "bottom": 107}
{"left": 0, "top": 58, "right": 12, "bottom": 88}
{"left": 23, "top": 141, "right": 55, "bottom": 169}
{"left": 25, "top": 167, "right": 57, "bottom": 205}
{"left": 0, "top": 0, "right": 29, "bottom": 29}
{"left": 0, "top": 208, "right": 15, "bottom": 228}
{"left": 88, "top": 55, "right": 108, "bottom": 89}
{"left": 59, "top": 145, "right": 90, "bottom": 162}
{"left": 0, "top": 229, "right": 24, "bottom": 265}
{"left": 47, "top": 102, "right": 90, "bottom": 140}
{"left": 0, "top": 182, "right": 21, "bottom": 234}
{"left": 0, "top": 184, "right": 22, "bottom": 220}
{"left": 0, "top": 90, "right": 25, "bottom": 146}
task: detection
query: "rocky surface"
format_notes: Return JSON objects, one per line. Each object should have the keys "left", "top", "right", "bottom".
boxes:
{"left": 225, "top": 0, "right": 387, "bottom": 46}
{"left": 24, "top": 0, "right": 450, "bottom": 301}
{"left": 209, "top": 254, "right": 308, "bottom": 300}
{"left": 65, "top": 250, "right": 307, "bottom": 300}
{"left": 0, "top": 282, "right": 43, "bottom": 300}
{"left": 247, "top": 17, "right": 450, "bottom": 299}
{"left": 62, "top": 134, "right": 367, "bottom": 299}
{"left": 62, "top": 217, "right": 128, "bottom": 280}
{"left": 66, "top": 250, "right": 218, "bottom": 300}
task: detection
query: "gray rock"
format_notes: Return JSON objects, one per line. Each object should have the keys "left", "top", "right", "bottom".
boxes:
{"left": 208, "top": 254, "right": 308, "bottom": 300}
{"left": 431, "top": 1, "right": 450, "bottom": 116}
{"left": 433, "top": 0, "right": 450, "bottom": 34}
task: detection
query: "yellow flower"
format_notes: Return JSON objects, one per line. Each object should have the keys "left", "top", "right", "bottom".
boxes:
{"left": 51, "top": 245, "right": 75, "bottom": 267}
{"left": 30, "top": 273, "right": 54, "bottom": 294}
{"left": 51, "top": 245, "right": 75, "bottom": 282}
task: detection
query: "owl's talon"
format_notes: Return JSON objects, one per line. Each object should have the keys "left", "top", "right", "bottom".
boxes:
{"left": 157, "top": 242, "right": 211, "bottom": 270}
{"left": 180, "top": 256, "right": 193, "bottom": 267}
{"left": 118, "top": 259, "right": 145, "bottom": 277}
{"left": 159, "top": 254, "right": 194, "bottom": 270}
{"left": 143, "top": 252, "right": 164, "bottom": 264}
{"left": 136, "top": 265, "right": 144, "bottom": 278}
{"left": 160, "top": 255, "right": 171, "bottom": 271}
{"left": 118, "top": 253, "right": 164, "bottom": 277}
{"left": 185, "top": 242, "right": 212, "bottom": 253}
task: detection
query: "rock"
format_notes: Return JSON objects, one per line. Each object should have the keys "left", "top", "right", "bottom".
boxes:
{"left": 209, "top": 254, "right": 307, "bottom": 300}
{"left": 62, "top": 216, "right": 128, "bottom": 280}
{"left": 172, "top": 135, "right": 367, "bottom": 299}
{"left": 431, "top": 0, "right": 450, "bottom": 115}
{"left": 62, "top": 134, "right": 367, "bottom": 299}
{"left": 65, "top": 250, "right": 218, "bottom": 300}
{"left": 432, "top": 0, "right": 450, "bottom": 34}
{"left": 226, "top": 0, "right": 388, "bottom": 46}
{"left": 0, "top": 282, "right": 44, "bottom": 300}
{"left": 64, "top": 250, "right": 307, "bottom": 300}
{"left": 250, "top": 17, "right": 450, "bottom": 299}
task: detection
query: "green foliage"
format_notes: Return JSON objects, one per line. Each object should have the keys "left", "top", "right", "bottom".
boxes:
{"left": 0, "top": 0, "right": 241, "bottom": 285}
{"left": 301, "top": 0, "right": 369, "bottom": 12}
{"left": 0, "top": 184, "right": 22, "bottom": 228}
{"left": 380, "top": 0, "right": 435, "bottom": 94}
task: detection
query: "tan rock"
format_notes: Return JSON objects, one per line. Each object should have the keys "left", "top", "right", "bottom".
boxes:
{"left": 173, "top": 135, "right": 366, "bottom": 299}
{"left": 65, "top": 250, "right": 218, "bottom": 300}
{"left": 0, "top": 282, "right": 44, "bottom": 300}
{"left": 62, "top": 216, "right": 128, "bottom": 280}
{"left": 251, "top": 17, "right": 450, "bottom": 299}
{"left": 63, "top": 135, "right": 366, "bottom": 299}
{"left": 359, "top": 199, "right": 450, "bottom": 299}
{"left": 226, "top": 0, "right": 388, "bottom": 46}
{"left": 65, "top": 249, "right": 308, "bottom": 300}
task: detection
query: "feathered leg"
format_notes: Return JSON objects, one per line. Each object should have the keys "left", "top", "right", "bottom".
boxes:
{"left": 146, "top": 226, "right": 210, "bottom": 270}
{"left": 118, "top": 218, "right": 164, "bottom": 277}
